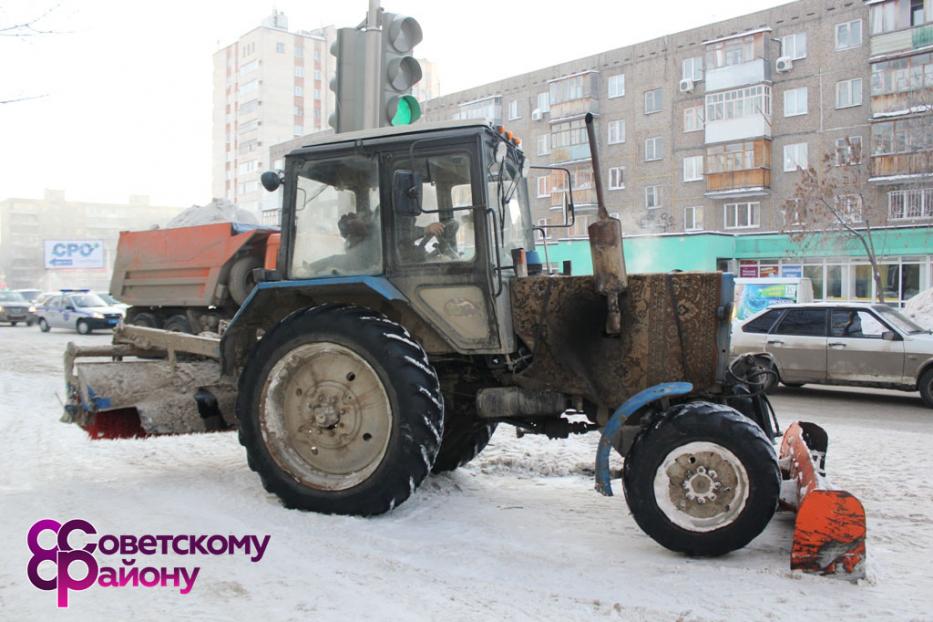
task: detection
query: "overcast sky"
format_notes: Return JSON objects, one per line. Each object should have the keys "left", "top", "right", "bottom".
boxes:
{"left": 0, "top": 0, "right": 788, "bottom": 207}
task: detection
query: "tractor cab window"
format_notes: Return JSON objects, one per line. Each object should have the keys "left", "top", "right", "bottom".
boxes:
{"left": 487, "top": 145, "right": 533, "bottom": 263}
{"left": 390, "top": 152, "right": 476, "bottom": 264}
{"left": 290, "top": 154, "right": 382, "bottom": 279}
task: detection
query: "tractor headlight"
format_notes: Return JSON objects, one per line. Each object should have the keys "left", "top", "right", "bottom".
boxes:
{"left": 28, "top": 305, "right": 36, "bottom": 313}
{"left": 92, "top": 312, "right": 104, "bottom": 319}
{"left": 0, "top": 305, "right": 5, "bottom": 313}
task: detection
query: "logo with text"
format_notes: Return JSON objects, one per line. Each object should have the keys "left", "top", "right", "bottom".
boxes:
{"left": 27, "top": 518, "right": 270, "bottom": 607}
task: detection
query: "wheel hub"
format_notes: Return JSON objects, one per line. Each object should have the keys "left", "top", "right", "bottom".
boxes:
{"left": 653, "top": 441, "right": 750, "bottom": 533}
{"left": 260, "top": 342, "right": 392, "bottom": 491}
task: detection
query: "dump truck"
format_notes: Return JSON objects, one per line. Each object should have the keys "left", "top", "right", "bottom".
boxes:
{"left": 110, "top": 222, "right": 280, "bottom": 333}
{"left": 63, "top": 116, "right": 865, "bottom": 577}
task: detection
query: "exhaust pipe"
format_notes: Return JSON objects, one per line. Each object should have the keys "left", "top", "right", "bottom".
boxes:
{"left": 584, "top": 112, "right": 627, "bottom": 334}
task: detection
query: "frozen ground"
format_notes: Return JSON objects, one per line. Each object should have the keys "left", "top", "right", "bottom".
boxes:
{"left": 1, "top": 326, "right": 932, "bottom": 621}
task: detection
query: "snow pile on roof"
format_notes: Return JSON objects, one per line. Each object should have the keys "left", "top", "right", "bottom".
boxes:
{"left": 905, "top": 287, "right": 933, "bottom": 330}
{"left": 165, "top": 198, "right": 259, "bottom": 228}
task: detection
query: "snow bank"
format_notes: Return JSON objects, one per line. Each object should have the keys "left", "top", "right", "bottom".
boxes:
{"left": 165, "top": 198, "right": 259, "bottom": 228}
{"left": 905, "top": 287, "right": 933, "bottom": 330}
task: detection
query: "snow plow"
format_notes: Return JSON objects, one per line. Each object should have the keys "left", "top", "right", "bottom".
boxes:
{"left": 62, "top": 116, "right": 864, "bottom": 578}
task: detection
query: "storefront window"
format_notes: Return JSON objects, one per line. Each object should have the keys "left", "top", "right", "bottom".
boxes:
{"left": 902, "top": 263, "right": 921, "bottom": 301}
{"left": 826, "top": 265, "right": 844, "bottom": 300}
{"left": 804, "top": 265, "right": 824, "bottom": 300}
{"left": 878, "top": 264, "right": 900, "bottom": 302}
{"left": 853, "top": 264, "right": 872, "bottom": 301}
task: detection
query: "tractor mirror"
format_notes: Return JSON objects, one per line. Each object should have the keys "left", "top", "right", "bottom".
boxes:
{"left": 393, "top": 170, "right": 423, "bottom": 216}
{"left": 260, "top": 171, "right": 282, "bottom": 192}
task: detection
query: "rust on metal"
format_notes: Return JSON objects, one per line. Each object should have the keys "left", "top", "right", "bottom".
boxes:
{"left": 509, "top": 272, "right": 722, "bottom": 410}
{"left": 779, "top": 421, "right": 867, "bottom": 581}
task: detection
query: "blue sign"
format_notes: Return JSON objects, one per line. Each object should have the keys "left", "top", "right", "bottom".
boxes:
{"left": 44, "top": 240, "right": 105, "bottom": 269}
{"left": 781, "top": 264, "right": 802, "bottom": 278}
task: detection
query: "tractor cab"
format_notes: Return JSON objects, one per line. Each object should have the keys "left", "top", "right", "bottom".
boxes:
{"left": 257, "top": 120, "right": 536, "bottom": 355}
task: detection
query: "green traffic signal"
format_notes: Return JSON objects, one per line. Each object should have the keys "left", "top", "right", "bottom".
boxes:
{"left": 390, "top": 95, "right": 422, "bottom": 126}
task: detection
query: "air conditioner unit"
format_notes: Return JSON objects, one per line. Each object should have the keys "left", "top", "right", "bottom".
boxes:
{"left": 776, "top": 56, "right": 793, "bottom": 73}
{"left": 678, "top": 78, "right": 695, "bottom": 94}
{"left": 531, "top": 109, "right": 543, "bottom": 121}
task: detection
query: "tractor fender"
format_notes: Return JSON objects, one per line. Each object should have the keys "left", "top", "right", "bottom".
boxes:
{"left": 220, "top": 276, "right": 408, "bottom": 374}
{"left": 594, "top": 381, "right": 693, "bottom": 496}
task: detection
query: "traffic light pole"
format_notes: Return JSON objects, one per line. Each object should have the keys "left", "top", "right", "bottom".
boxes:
{"left": 362, "top": 0, "right": 382, "bottom": 130}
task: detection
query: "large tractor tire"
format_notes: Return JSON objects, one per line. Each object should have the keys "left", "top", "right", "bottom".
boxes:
{"left": 163, "top": 314, "right": 193, "bottom": 334}
{"left": 236, "top": 304, "right": 443, "bottom": 516}
{"left": 622, "top": 401, "right": 780, "bottom": 557}
{"left": 127, "top": 310, "right": 160, "bottom": 329}
{"left": 432, "top": 388, "right": 496, "bottom": 473}
{"left": 228, "top": 255, "right": 262, "bottom": 306}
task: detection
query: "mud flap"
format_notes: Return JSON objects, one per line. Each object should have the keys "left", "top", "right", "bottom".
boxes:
{"left": 779, "top": 421, "right": 866, "bottom": 581}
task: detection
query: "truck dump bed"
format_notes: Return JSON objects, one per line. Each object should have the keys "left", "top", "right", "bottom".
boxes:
{"left": 110, "top": 223, "right": 274, "bottom": 308}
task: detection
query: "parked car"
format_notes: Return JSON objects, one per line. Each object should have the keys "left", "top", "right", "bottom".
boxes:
{"left": 14, "top": 288, "right": 42, "bottom": 303}
{"left": 0, "top": 290, "right": 33, "bottom": 326}
{"left": 36, "top": 289, "right": 125, "bottom": 334}
{"left": 732, "top": 302, "right": 933, "bottom": 407}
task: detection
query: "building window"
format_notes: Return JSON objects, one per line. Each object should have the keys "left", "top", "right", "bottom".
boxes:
{"left": 835, "top": 78, "right": 863, "bottom": 108}
{"left": 295, "top": 66, "right": 304, "bottom": 78}
{"left": 609, "top": 167, "right": 625, "bottom": 190}
{"left": 644, "top": 88, "right": 662, "bottom": 114}
{"left": 682, "top": 56, "right": 704, "bottom": 81}
{"left": 549, "top": 73, "right": 598, "bottom": 105}
{"left": 724, "top": 202, "right": 760, "bottom": 229}
{"left": 537, "top": 92, "right": 550, "bottom": 113}
{"left": 706, "top": 85, "right": 772, "bottom": 122}
{"left": 835, "top": 136, "right": 863, "bottom": 165}
{"left": 508, "top": 99, "right": 520, "bottom": 120}
{"left": 871, "top": 117, "right": 933, "bottom": 155}
{"left": 913, "top": 0, "right": 926, "bottom": 26}
{"left": 783, "top": 142, "right": 809, "bottom": 172}
{"left": 835, "top": 19, "right": 862, "bottom": 51}
{"left": 780, "top": 32, "right": 808, "bottom": 60}
{"left": 608, "top": 119, "right": 625, "bottom": 144}
{"left": 889, "top": 188, "right": 933, "bottom": 220}
{"left": 294, "top": 86, "right": 303, "bottom": 96}
{"left": 551, "top": 118, "right": 587, "bottom": 148}
{"left": 683, "top": 155, "right": 704, "bottom": 182}
{"left": 645, "top": 185, "right": 661, "bottom": 209}
{"left": 705, "top": 34, "right": 758, "bottom": 70}
{"left": 684, "top": 105, "right": 704, "bottom": 132}
{"left": 536, "top": 133, "right": 550, "bottom": 156}
{"left": 276, "top": 42, "right": 286, "bottom": 54}
{"left": 684, "top": 206, "right": 703, "bottom": 231}
{"left": 783, "top": 87, "right": 808, "bottom": 116}
{"left": 239, "top": 80, "right": 259, "bottom": 96}
{"left": 608, "top": 74, "right": 625, "bottom": 98}
{"left": 536, "top": 176, "right": 550, "bottom": 198}
{"left": 644, "top": 136, "right": 663, "bottom": 161}
{"left": 836, "top": 194, "right": 863, "bottom": 223}
{"left": 293, "top": 125, "right": 303, "bottom": 136}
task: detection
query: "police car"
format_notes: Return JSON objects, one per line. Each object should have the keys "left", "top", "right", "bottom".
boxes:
{"left": 36, "top": 289, "right": 125, "bottom": 334}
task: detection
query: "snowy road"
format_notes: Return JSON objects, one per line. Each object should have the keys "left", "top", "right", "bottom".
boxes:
{"left": 1, "top": 326, "right": 932, "bottom": 621}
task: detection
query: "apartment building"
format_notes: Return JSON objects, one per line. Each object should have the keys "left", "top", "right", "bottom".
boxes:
{"left": 423, "top": 0, "right": 933, "bottom": 306}
{"left": 211, "top": 11, "right": 336, "bottom": 216}
{"left": 0, "top": 190, "right": 183, "bottom": 291}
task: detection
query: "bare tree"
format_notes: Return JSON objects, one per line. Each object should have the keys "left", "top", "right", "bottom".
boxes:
{"left": 0, "top": 3, "right": 64, "bottom": 105}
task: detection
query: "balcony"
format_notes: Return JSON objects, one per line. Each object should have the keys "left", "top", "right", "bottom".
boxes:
{"left": 705, "top": 114, "right": 771, "bottom": 144}
{"left": 706, "top": 58, "right": 770, "bottom": 92}
{"left": 869, "top": 151, "right": 933, "bottom": 183}
{"left": 548, "top": 98, "right": 599, "bottom": 122}
{"left": 871, "top": 24, "right": 933, "bottom": 57}
{"left": 705, "top": 169, "right": 771, "bottom": 198}
{"left": 550, "top": 143, "right": 591, "bottom": 164}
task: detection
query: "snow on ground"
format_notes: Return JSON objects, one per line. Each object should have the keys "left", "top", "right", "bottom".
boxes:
{"left": 906, "top": 287, "right": 933, "bottom": 330}
{"left": 1, "top": 328, "right": 933, "bottom": 621}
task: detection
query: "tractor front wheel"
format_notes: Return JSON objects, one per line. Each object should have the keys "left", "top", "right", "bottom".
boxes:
{"left": 236, "top": 304, "right": 443, "bottom": 516}
{"left": 622, "top": 401, "right": 780, "bottom": 557}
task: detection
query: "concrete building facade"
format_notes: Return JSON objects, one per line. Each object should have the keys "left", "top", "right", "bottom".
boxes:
{"left": 0, "top": 190, "right": 183, "bottom": 291}
{"left": 211, "top": 11, "right": 337, "bottom": 216}
{"left": 422, "top": 0, "right": 933, "bottom": 306}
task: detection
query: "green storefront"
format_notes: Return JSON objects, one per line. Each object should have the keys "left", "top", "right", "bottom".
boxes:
{"left": 535, "top": 226, "right": 933, "bottom": 306}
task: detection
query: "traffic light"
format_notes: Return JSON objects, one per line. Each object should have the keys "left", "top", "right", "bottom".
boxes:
{"left": 328, "top": 27, "right": 367, "bottom": 133}
{"left": 380, "top": 12, "right": 423, "bottom": 127}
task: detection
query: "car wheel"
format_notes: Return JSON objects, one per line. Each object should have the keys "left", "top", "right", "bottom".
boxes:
{"left": 10, "top": 321, "right": 17, "bottom": 327}
{"left": 76, "top": 319, "right": 92, "bottom": 335}
{"left": 38, "top": 318, "right": 50, "bottom": 332}
{"left": 919, "top": 368, "right": 933, "bottom": 409}
{"left": 781, "top": 382, "right": 805, "bottom": 388}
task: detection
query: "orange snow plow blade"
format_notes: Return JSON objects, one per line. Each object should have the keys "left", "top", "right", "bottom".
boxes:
{"left": 779, "top": 421, "right": 866, "bottom": 581}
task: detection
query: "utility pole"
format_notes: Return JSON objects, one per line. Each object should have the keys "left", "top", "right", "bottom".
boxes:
{"left": 362, "top": 0, "right": 382, "bottom": 129}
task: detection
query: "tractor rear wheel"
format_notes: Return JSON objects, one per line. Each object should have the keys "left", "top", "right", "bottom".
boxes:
{"left": 432, "top": 408, "right": 496, "bottom": 473}
{"left": 622, "top": 401, "right": 780, "bottom": 557}
{"left": 236, "top": 304, "right": 443, "bottom": 515}
{"left": 229, "top": 255, "right": 262, "bottom": 306}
